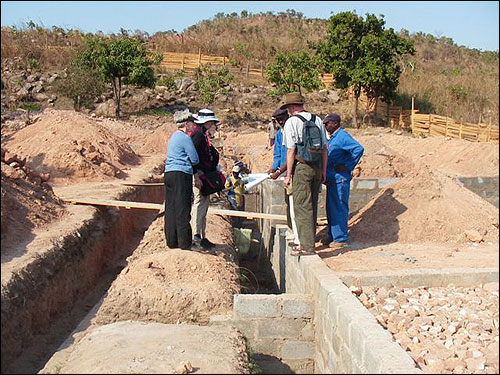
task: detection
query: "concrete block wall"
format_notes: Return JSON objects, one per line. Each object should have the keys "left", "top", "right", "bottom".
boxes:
{"left": 270, "top": 225, "right": 421, "bottom": 374}
{"left": 210, "top": 294, "right": 315, "bottom": 374}
{"left": 457, "top": 176, "right": 499, "bottom": 208}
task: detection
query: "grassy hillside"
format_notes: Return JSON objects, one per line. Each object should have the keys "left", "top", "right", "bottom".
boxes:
{"left": 1, "top": 11, "right": 498, "bottom": 124}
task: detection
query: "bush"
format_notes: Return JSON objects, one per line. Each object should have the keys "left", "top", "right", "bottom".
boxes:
{"left": 53, "top": 64, "right": 105, "bottom": 111}
{"left": 195, "top": 65, "right": 234, "bottom": 104}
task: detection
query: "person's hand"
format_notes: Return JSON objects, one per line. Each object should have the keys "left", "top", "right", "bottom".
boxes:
{"left": 194, "top": 174, "right": 203, "bottom": 189}
{"left": 270, "top": 170, "right": 281, "bottom": 180}
{"left": 321, "top": 171, "right": 326, "bottom": 184}
{"left": 334, "top": 164, "right": 347, "bottom": 172}
{"left": 283, "top": 176, "right": 291, "bottom": 189}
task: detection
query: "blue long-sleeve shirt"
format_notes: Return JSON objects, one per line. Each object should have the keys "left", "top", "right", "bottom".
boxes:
{"left": 326, "top": 127, "right": 364, "bottom": 183}
{"left": 271, "top": 128, "right": 288, "bottom": 171}
{"left": 164, "top": 130, "right": 199, "bottom": 175}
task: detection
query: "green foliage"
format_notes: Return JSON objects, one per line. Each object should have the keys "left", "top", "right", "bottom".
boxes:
{"left": 21, "top": 102, "right": 42, "bottom": 111}
{"left": 53, "top": 63, "right": 105, "bottom": 111}
{"left": 313, "top": 11, "right": 415, "bottom": 125}
{"left": 75, "top": 35, "right": 162, "bottom": 117}
{"left": 156, "top": 75, "right": 176, "bottom": 90}
{"left": 195, "top": 65, "right": 234, "bottom": 104}
{"left": 265, "top": 50, "right": 322, "bottom": 96}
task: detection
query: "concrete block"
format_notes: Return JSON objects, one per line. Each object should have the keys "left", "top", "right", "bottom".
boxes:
{"left": 377, "top": 177, "right": 400, "bottom": 189}
{"left": 281, "top": 341, "right": 314, "bottom": 360}
{"left": 280, "top": 294, "right": 313, "bottom": 319}
{"left": 314, "top": 350, "right": 328, "bottom": 375}
{"left": 234, "top": 294, "right": 280, "bottom": 318}
{"left": 301, "top": 320, "right": 315, "bottom": 341}
{"left": 362, "top": 337, "right": 417, "bottom": 374}
{"left": 327, "top": 343, "right": 339, "bottom": 373}
{"left": 250, "top": 338, "right": 282, "bottom": 357}
{"left": 231, "top": 319, "right": 258, "bottom": 341}
{"left": 257, "top": 318, "right": 305, "bottom": 339}
{"left": 356, "top": 179, "right": 377, "bottom": 189}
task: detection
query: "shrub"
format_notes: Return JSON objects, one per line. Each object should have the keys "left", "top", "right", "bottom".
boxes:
{"left": 53, "top": 64, "right": 105, "bottom": 111}
{"left": 195, "top": 65, "right": 234, "bottom": 104}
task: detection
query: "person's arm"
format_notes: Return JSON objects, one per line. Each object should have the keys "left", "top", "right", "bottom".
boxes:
{"left": 321, "top": 146, "right": 327, "bottom": 183}
{"left": 283, "top": 148, "right": 296, "bottom": 190}
{"left": 339, "top": 133, "right": 365, "bottom": 172}
{"left": 269, "top": 130, "right": 282, "bottom": 173}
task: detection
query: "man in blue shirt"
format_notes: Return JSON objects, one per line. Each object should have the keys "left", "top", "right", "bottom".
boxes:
{"left": 164, "top": 109, "right": 201, "bottom": 250}
{"left": 267, "top": 108, "right": 293, "bottom": 232}
{"left": 323, "top": 113, "right": 364, "bottom": 248}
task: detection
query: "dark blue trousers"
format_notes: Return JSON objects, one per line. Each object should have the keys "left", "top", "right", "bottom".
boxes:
{"left": 326, "top": 180, "right": 350, "bottom": 243}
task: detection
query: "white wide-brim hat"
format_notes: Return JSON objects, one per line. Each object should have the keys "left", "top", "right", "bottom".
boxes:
{"left": 194, "top": 108, "right": 219, "bottom": 124}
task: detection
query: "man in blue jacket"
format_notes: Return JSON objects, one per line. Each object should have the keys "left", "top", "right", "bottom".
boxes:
{"left": 267, "top": 108, "right": 293, "bottom": 232}
{"left": 323, "top": 113, "right": 364, "bottom": 248}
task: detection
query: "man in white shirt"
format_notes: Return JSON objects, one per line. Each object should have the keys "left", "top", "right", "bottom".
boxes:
{"left": 281, "top": 92, "right": 328, "bottom": 256}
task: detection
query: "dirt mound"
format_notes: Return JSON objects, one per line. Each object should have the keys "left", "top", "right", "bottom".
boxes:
{"left": 348, "top": 167, "right": 499, "bottom": 244}
{"left": 4, "top": 109, "right": 141, "bottom": 184}
{"left": 1, "top": 150, "right": 66, "bottom": 252}
{"left": 94, "top": 218, "right": 240, "bottom": 325}
{"left": 40, "top": 321, "right": 250, "bottom": 374}
{"left": 353, "top": 129, "right": 499, "bottom": 177}
{"left": 353, "top": 134, "right": 414, "bottom": 177}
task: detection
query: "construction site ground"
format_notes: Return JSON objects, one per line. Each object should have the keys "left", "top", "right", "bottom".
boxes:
{"left": 1, "top": 108, "right": 498, "bottom": 374}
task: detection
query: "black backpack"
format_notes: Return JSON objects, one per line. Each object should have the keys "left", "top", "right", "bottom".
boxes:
{"left": 295, "top": 114, "right": 324, "bottom": 164}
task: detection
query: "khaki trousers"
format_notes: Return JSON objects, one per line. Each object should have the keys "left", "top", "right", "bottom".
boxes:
{"left": 191, "top": 181, "right": 210, "bottom": 238}
{"left": 292, "top": 162, "right": 322, "bottom": 250}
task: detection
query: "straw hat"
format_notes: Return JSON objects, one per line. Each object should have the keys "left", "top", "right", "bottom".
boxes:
{"left": 279, "top": 92, "right": 305, "bottom": 109}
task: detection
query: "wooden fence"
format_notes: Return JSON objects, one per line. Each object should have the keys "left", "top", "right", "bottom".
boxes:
{"left": 411, "top": 113, "right": 499, "bottom": 143}
{"left": 157, "top": 51, "right": 334, "bottom": 86}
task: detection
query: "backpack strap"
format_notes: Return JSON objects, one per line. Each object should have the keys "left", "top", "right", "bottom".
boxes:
{"left": 293, "top": 114, "right": 316, "bottom": 124}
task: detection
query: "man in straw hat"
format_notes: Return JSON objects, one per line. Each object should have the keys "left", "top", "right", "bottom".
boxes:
{"left": 164, "top": 109, "right": 202, "bottom": 250}
{"left": 280, "top": 92, "right": 328, "bottom": 256}
{"left": 190, "top": 108, "right": 221, "bottom": 249}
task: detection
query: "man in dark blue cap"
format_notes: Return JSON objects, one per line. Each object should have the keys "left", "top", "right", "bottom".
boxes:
{"left": 323, "top": 113, "right": 364, "bottom": 248}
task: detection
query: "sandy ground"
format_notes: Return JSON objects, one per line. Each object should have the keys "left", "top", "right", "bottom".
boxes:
{"left": 1, "top": 108, "right": 499, "bottom": 374}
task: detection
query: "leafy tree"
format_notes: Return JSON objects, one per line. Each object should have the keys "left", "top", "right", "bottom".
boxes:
{"left": 265, "top": 51, "right": 322, "bottom": 96}
{"left": 314, "top": 11, "right": 415, "bottom": 127}
{"left": 75, "top": 35, "right": 162, "bottom": 117}
{"left": 53, "top": 63, "right": 105, "bottom": 111}
{"left": 195, "top": 65, "right": 234, "bottom": 104}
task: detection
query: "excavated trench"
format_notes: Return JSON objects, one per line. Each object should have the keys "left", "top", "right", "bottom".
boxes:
{"left": 1, "top": 184, "right": 164, "bottom": 374}
{"left": 1, "top": 181, "right": 280, "bottom": 374}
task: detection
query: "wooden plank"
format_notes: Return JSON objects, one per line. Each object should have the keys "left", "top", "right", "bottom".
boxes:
{"left": 122, "top": 183, "right": 164, "bottom": 187}
{"left": 64, "top": 198, "right": 288, "bottom": 221}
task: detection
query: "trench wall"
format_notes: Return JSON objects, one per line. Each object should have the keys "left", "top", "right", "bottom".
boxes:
{"left": 0, "top": 185, "right": 164, "bottom": 371}
{"left": 254, "top": 178, "right": 421, "bottom": 374}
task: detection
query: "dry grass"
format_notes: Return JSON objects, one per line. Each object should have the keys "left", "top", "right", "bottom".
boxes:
{"left": 1, "top": 13, "right": 498, "bottom": 124}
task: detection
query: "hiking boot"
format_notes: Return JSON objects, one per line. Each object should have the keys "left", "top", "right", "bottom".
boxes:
{"left": 200, "top": 238, "right": 216, "bottom": 249}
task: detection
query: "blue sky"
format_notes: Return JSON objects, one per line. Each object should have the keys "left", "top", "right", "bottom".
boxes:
{"left": 1, "top": 1, "right": 498, "bottom": 51}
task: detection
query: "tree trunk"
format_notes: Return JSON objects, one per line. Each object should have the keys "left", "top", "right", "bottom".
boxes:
{"left": 353, "top": 87, "right": 360, "bottom": 128}
{"left": 112, "top": 77, "right": 122, "bottom": 118}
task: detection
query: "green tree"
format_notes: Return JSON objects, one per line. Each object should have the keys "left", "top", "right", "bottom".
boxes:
{"left": 53, "top": 63, "right": 105, "bottom": 111}
{"left": 265, "top": 50, "right": 322, "bottom": 96}
{"left": 75, "top": 35, "right": 162, "bottom": 117}
{"left": 195, "top": 65, "right": 234, "bottom": 104}
{"left": 314, "top": 12, "right": 415, "bottom": 127}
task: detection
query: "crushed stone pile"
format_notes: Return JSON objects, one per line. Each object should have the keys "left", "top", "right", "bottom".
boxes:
{"left": 348, "top": 167, "right": 499, "bottom": 244}
{"left": 4, "top": 109, "right": 141, "bottom": 183}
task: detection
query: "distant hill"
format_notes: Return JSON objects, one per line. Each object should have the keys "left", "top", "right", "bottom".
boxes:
{"left": 1, "top": 10, "right": 498, "bottom": 124}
